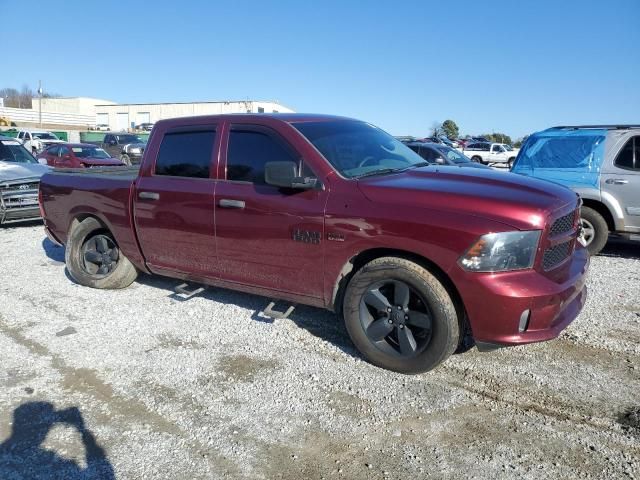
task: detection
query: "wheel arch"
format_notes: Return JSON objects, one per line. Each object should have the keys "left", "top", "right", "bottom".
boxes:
{"left": 330, "top": 248, "right": 467, "bottom": 321}
{"left": 581, "top": 199, "right": 615, "bottom": 232}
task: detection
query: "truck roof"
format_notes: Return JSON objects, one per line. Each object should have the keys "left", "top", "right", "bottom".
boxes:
{"left": 154, "top": 113, "right": 357, "bottom": 128}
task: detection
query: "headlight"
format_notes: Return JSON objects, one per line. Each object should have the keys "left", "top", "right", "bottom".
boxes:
{"left": 459, "top": 231, "right": 541, "bottom": 272}
{"left": 128, "top": 147, "right": 141, "bottom": 154}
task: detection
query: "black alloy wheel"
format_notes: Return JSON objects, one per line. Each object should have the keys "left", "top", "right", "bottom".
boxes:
{"left": 81, "top": 234, "right": 119, "bottom": 277}
{"left": 359, "top": 279, "right": 433, "bottom": 358}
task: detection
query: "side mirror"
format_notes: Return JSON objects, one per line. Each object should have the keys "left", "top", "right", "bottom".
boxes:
{"left": 265, "top": 161, "right": 316, "bottom": 189}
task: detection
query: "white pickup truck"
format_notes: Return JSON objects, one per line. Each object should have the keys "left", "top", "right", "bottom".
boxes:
{"left": 16, "top": 129, "right": 65, "bottom": 154}
{"left": 462, "top": 142, "right": 519, "bottom": 167}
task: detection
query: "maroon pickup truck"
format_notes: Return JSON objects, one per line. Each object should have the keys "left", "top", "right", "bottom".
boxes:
{"left": 39, "top": 114, "right": 589, "bottom": 373}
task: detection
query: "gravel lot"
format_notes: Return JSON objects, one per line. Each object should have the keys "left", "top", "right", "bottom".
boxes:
{"left": 0, "top": 223, "right": 639, "bottom": 479}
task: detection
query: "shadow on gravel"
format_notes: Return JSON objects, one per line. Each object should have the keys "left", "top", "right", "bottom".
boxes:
{"left": 0, "top": 401, "right": 114, "bottom": 479}
{"left": 136, "top": 274, "right": 361, "bottom": 360}
{"left": 42, "top": 238, "right": 65, "bottom": 263}
{"left": 599, "top": 238, "right": 640, "bottom": 260}
{"left": 617, "top": 406, "right": 640, "bottom": 437}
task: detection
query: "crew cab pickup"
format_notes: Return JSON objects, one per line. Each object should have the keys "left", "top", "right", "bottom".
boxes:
{"left": 40, "top": 114, "right": 589, "bottom": 373}
{"left": 463, "top": 142, "right": 518, "bottom": 167}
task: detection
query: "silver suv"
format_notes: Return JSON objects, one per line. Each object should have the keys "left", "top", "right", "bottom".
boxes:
{"left": 512, "top": 125, "right": 640, "bottom": 254}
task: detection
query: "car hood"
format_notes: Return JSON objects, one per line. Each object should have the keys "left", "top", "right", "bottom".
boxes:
{"left": 0, "top": 162, "right": 51, "bottom": 182}
{"left": 356, "top": 166, "right": 578, "bottom": 230}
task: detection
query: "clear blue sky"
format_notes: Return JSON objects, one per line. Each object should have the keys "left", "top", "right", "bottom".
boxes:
{"left": 2, "top": 0, "right": 639, "bottom": 138}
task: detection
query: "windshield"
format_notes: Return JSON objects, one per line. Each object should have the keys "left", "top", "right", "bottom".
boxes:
{"left": 515, "top": 132, "right": 605, "bottom": 170}
{"left": 117, "top": 135, "right": 144, "bottom": 144}
{"left": 293, "top": 120, "right": 428, "bottom": 178}
{"left": 72, "top": 146, "right": 111, "bottom": 159}
{"left": 33, "top": 132, "right": 59, "bottom": 140}
{"left": 436, "top": 145, "right": 471, "bottom": 164}
{"left": 0, "top": 140, "right": 38, "bottom": 164}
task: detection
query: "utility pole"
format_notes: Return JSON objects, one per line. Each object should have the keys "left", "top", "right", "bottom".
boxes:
{"left": 38, "top": 80, "right": 43, "bottom": 127}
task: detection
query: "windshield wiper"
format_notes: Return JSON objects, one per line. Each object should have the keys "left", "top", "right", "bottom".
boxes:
{"left": 354, "top": 168, "right": 402, "bottom": 179}
{"left": 405, "top": 162, "right": 431, "bottom": 170}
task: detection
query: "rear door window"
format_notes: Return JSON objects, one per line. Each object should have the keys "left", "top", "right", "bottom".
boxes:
{"left": 155, "top": 130, "right": 216, "bottom": 178}
{"left": 614, "top": 137, "right": 639, "bottom": 170}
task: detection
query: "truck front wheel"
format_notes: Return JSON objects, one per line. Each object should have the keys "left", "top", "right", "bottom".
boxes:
{"left": 471, "top": 155, "right": 483, "bottom": 164}
{"left": 578, "top": 206, "right": 608, "bottom": 255}
{"left": 65, "top": 217, "right": 138, "bottom": 289}
{"left": 342, "top": 257, "right": 460, "bottom": 374}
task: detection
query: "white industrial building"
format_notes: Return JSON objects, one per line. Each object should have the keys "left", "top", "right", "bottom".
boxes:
{"left": 94, "top": 100, "right": 294, "bottom": 131}
{"left": 25, "top": 97, "right": 294, "bottom": 130}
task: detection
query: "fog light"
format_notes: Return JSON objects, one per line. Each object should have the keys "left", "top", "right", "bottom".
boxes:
{"left": 518, "top": 309, "right": 531, "bottom": 333}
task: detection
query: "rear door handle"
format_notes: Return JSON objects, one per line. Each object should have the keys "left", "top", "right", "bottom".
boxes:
{"left": 219, "top": 199, "right": 245, "bottom": 209}
{"left": 605, "top": 179, "right": 629, "bottom": 185}
{"left": 138, "top": 191, "right": 160, "bottom": 200}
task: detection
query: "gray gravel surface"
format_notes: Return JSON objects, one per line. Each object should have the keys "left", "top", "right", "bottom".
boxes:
{"left": 0, "top": 223, "right": 639, "bottom": 479}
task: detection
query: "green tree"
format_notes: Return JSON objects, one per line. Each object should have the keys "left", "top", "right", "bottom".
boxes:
{"left": 441, "top": 120, "right": 459, "bottom": 140}
{"left": 482, "top": 133, "right": 513, "bottom": 145}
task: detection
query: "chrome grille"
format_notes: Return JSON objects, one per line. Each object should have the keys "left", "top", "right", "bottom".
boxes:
{"left": 543, "top": 240, "right": 572, "bottom": 270}
{"left": 550, "top": 210, "right": 577, "bottom": 236}
{"left": 0, "top": 181, "right": 40, "bottom": 209}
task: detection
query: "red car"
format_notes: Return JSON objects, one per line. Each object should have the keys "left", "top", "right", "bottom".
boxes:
{"left": 38, "top": 143, "right": 125, "bottom": 168}
{"left": 39, "top": 114, "right": 588, "bottom": 373}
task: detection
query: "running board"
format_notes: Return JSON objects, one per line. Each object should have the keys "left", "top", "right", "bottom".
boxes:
{"left": 262, "top": 301, "right": 295, "bottom": 320}
{"left": 174, "top": 282, "right": 206, "bottom": 299}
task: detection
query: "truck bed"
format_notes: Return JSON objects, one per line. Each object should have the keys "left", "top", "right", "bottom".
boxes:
{"left": 39, "top": 166, "right": 146, "bottom": 269}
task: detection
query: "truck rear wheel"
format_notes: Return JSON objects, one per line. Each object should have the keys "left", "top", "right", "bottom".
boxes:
{"left": 65, "top": 217, "right": 138, "bottom": 289}
{"left": 578, "top": 206, "right": 608, "bottom": 255}
{"left": 342, "top": 257, "right": 460, "bottom": 374}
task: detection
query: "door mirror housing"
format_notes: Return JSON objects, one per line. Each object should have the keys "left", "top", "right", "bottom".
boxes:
{"left": 265, "top": 161, "right": 316, "bottom": 190}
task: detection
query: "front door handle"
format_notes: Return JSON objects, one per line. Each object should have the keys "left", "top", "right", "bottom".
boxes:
{"left": 219, "top": 199, "right": 245, "bottom": 209}
{"left": 138, "top": 191, "right": 160, "bottom": 200}
{"left": 605, "top": 179, "right": 629, "bottom": 185}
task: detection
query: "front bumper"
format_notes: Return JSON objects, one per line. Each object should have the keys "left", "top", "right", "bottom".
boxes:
{"left": 0, "top": 205, "right": 41, "bottom": 224}
{"left": 451, "top": 246, "right": 589, "bottom": 348}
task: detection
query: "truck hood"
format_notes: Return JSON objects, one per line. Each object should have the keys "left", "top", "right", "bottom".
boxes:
{"left": 0, "top": 162, "right": 51, "bottom": 182}
{"left": 356, "top": 166, "right": 578, "bottom": 230}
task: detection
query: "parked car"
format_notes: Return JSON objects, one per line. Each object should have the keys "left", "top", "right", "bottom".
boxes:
{"left": 95, "top": 124, "right": 110, "bottom": 131}
{"left": 0, "top": 135, "right": 50, "bottom": 224}
{"left": 40, "top": 114, "right": 588, "bottom": 373}
{"left": 404, "top": 142, "right": 491, "bottom": 169}
{"left": 17, "top": 130, "right": 65, "bottom": 154}
{"left": 101, "top": 133, "right": 146, "bottom": 166}
{"left": 463, "top": 142, "right": 518, "bottom": 167}
{"left": 512, "top": 125, "right": 640, "bottom": 254}
{"left": 38, "top": 143, "right": 125, "bottom": 168}
{"left": 136, "top": 123, "right": 155, "bottom": 131}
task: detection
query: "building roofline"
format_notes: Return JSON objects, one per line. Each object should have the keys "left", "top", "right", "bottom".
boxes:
{"left": 94, "top": 100, "right": 288, "bottom": 107}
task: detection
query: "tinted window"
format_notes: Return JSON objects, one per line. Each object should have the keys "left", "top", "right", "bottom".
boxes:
{"left": 226, "top": 128, "right": 297, "bottom": 183}
{"left": 614, "top": 137, "right": 638, "bottom": 170}
{"left": 416, "top": 146, "right": 438, "bottom": 162}
{"left": 116, "top": 134, "right": 143, "bottom": 144}
{"left": 155, "top": 130, "right": 215, "bottom": 178}
{"left": 47, "top": 145, "right": 60, "bottom": 156}
{"left": 59, "top": 146, "right": 71, "bottom": 156}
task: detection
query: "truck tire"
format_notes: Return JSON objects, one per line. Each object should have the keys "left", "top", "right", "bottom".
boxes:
{"left": 65, "top": 217, "right": 138, "bottom": 289}
{"left": 508, "top": 157, "right": 515, "bottom": 169}
{"left": 471, "top": 155, "right": 483, "bottom": 164}
{"left": 119, "top": 154, "right": 131, "bottom": 166}
{"left": 579, "top": 206, "right": 608, "bottom": 255}
{"left": 342, "top": 257, "right": 460, "bottom": 374}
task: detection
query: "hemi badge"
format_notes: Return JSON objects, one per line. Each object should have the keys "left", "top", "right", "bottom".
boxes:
{"left": 327, "top": 232, "right": 345, "bottom": 242}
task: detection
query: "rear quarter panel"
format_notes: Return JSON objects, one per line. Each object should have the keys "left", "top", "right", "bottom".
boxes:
{"left": 40, "top": 171, "right": 147, "bottom": 271}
